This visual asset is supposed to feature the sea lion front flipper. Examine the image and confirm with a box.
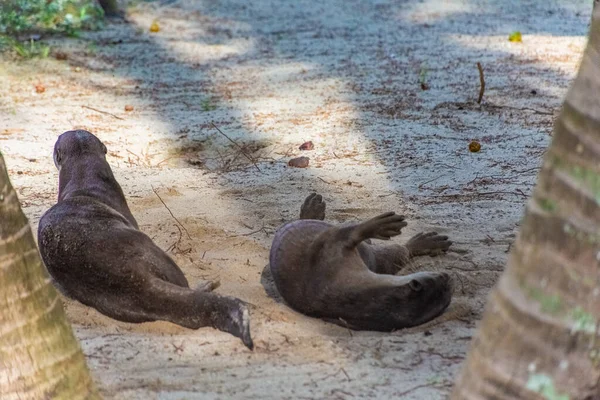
[340,212,407,249]
[405,232,452,257]
[145,278,253,350]
[195,279,220,292]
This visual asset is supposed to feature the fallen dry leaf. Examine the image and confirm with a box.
[288,156,310,168]
[508,31,522,42]
[35,84,45,94]
[55,51,68,60]
[150,21,160,33]
[299,141,314,150]
[124,105,134,112]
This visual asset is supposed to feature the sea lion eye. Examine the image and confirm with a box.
[101,144,107,154]
[409,279,423,292]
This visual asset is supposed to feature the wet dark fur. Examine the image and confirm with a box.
[268,193,453,331]
[38,130,253,349]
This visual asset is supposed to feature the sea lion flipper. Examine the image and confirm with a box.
[405,231,452,257]
[195,279,220,292]
[211,298,253,350]
[299,192,326,220]
[147,278,253,349]
[341,212,407,249]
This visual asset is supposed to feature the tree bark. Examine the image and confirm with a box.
[0,152,101,400]
[452,5,600,400]
[97,0,120,17]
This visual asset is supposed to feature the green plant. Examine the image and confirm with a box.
[0,0,104,36]
[200,98,217,111]
[3,37,51,58]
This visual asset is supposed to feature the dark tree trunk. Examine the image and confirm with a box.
[98,0,120,17]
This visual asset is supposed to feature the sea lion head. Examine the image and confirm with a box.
[397,271,453,327]
[53,130,107,171]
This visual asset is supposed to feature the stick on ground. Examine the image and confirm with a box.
[210,122,262,172]
[151,185,192,240]
[81,105,124,120]
[477,62,485,104]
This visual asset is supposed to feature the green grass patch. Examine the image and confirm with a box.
[200,98,218,111]
[0,0,106,58]
[1,0,104,35]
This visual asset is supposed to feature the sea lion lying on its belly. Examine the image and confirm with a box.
[38,130,253,349]
[268,193,453,331]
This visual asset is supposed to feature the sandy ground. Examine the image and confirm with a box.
[0,0,591,398]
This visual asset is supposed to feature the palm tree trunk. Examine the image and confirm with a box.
[451,5,600,400]
[97,0,120,17]
[0,152,100,400]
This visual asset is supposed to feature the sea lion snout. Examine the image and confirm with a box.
[403,271,452,326]
[435,271,455,296]
[406,271,449,289]
[418,271,452,299]
[53,130,107,169]
[435,271,451,286]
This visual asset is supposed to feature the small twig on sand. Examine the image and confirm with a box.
[418,175,444,189]
[430,190,527,199]
[341,367,351,381]
[151,185,192,240]
[126,149,142,165]
[210,122,262,172]
[331,389,355,397]
[166,224,183,253]
[476,62,485,104]
[214,148,230,171]
[513,167,539,174]
[155,157,173,167]
[452,271,466,294]
[396,383,437,397]
[240,226,270,237]
[81,105,124,120]
[485,103,554,115]
[515,188,527,197]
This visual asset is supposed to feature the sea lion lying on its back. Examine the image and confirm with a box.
[269,193,453,331]
[38,130,253,349]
